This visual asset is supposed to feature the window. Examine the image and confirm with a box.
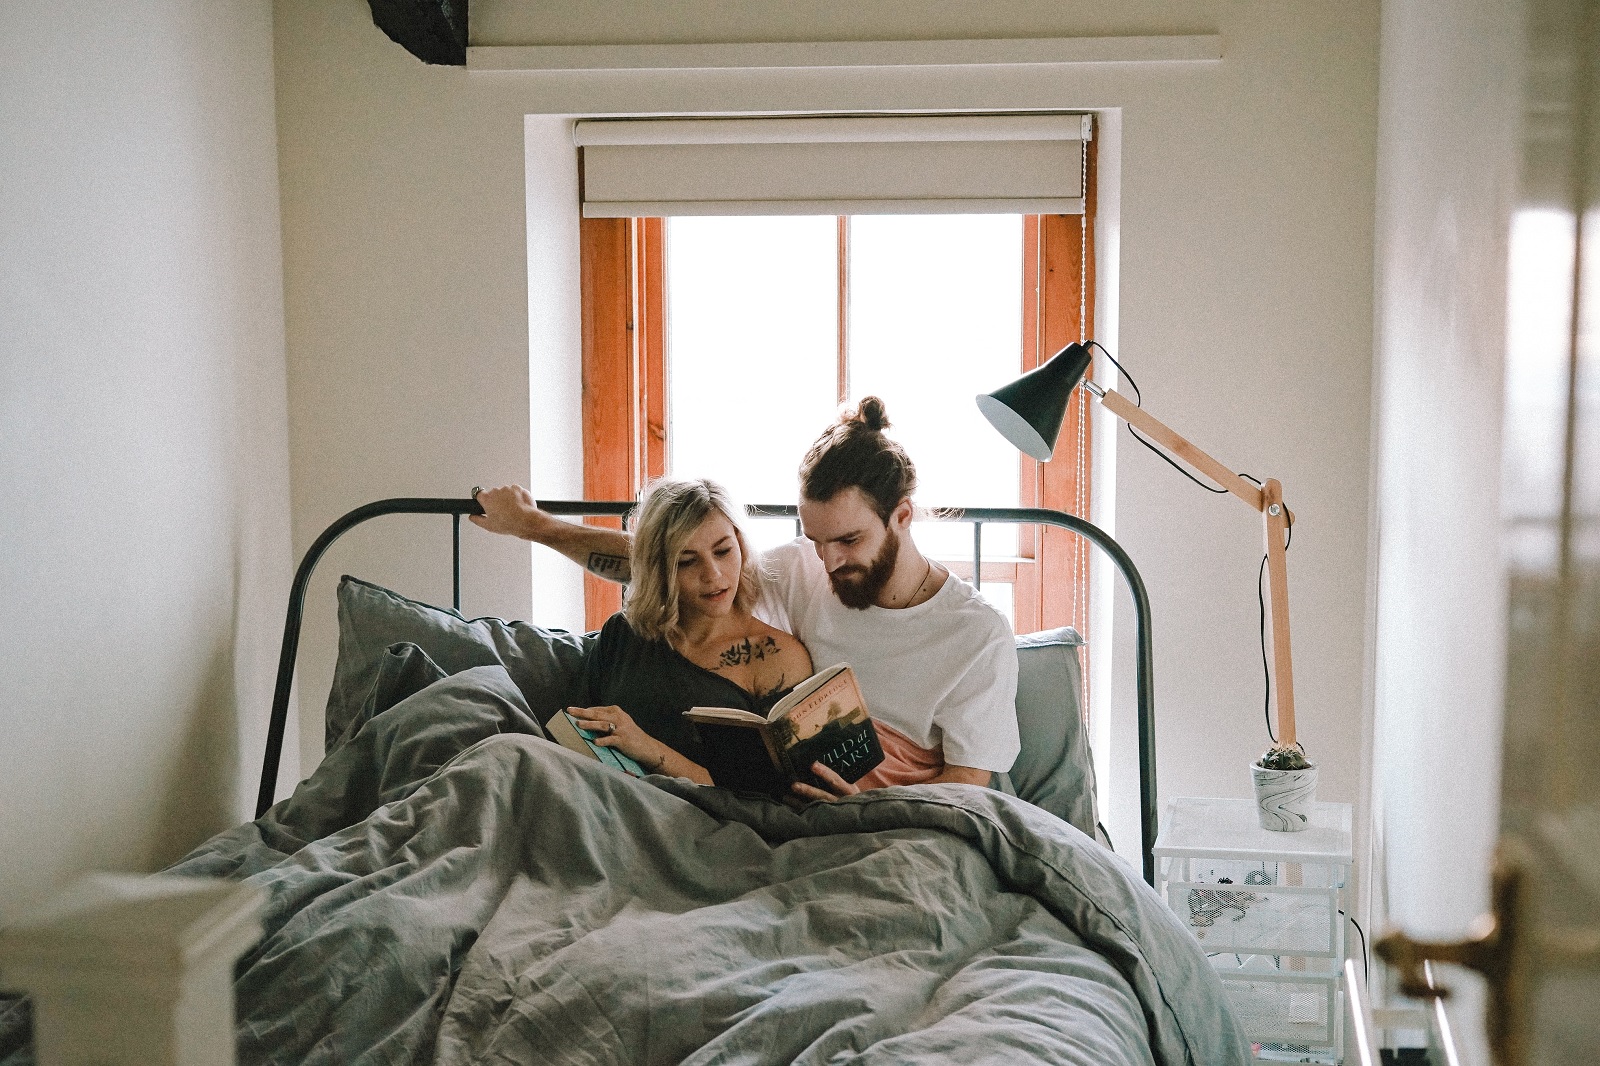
[577,122,1096,641]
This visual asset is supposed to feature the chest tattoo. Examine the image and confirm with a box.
[751,674,789,700]
[715,636,780,669]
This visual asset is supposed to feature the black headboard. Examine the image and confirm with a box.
[256,499,1160,884]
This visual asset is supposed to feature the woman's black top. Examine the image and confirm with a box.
[578,613,790,769]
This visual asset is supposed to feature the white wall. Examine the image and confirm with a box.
[1365,0,1521,1054]
[0,1,293,920]
[524,117,587,628]
[472,0,1219,48]
[274,3,584,777]
[1369,0,1518,935]
[273,0,1379,891]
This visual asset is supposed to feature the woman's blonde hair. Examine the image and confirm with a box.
[624,477,762,643]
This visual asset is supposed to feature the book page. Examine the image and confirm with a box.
[767,663,848,721]
[684,706,767,725]
[772,666,867,748]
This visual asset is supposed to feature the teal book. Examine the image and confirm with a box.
[546,710,649,776]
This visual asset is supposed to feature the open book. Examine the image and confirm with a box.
[545,710,648,777]
[684,663,885,796]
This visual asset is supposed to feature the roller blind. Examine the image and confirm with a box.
[575,114,1091,217]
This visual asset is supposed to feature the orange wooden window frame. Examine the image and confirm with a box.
[579,145,1096,641]
[579,216,665,630]
[1016,136,1097,640]
[1015,136,1097,705]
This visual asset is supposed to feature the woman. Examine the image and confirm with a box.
[560,478,814,787]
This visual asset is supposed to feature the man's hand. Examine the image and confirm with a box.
[790,762,862,803]
[468,484,634,582]
[469,485,552,541]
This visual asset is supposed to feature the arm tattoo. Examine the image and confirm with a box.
[716,636,779,669]
[586,553,629,580]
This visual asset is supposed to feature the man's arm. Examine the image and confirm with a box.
[469,485,634,583]
[790,760,991,803]
[924,764,992,787]
[928,616,1022,781]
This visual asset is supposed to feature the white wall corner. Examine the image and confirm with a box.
[524,115,587,630]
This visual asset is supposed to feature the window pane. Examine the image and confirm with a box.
[665,216,838,550]
[847,215,1023,558]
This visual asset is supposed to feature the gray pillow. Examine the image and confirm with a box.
[279,660,544,845]
[325,576,592,751]
[994,627,1102,841]
[324,579,1102,841]
[330,639,453,751]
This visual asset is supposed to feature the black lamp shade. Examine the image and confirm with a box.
[975,342,1093,461]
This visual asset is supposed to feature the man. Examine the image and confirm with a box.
[472,397,1020,798]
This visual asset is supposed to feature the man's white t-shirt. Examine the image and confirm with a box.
[754,539,1021,773]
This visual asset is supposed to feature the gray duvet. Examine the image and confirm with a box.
[1,664,1247,1065]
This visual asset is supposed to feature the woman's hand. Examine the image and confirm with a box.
[570,705,714,785]
[568,705,668,770]
[790,762,862,803]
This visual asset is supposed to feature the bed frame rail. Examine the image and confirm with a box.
[256,498,1160,885]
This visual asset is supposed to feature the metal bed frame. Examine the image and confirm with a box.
[255,498,1161,885]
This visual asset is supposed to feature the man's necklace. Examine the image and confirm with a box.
[898,557,936,607]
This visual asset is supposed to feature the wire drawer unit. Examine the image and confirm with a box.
[1155,797,1354,1064]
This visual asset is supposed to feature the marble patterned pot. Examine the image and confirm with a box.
[1251,761,1317,831]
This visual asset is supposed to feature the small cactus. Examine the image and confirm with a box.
[1257,745,1311,772]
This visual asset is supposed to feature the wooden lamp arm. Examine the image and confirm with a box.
[1095,387,1266,511]
[1261,479,1296,748]
[1090,384,1298,748]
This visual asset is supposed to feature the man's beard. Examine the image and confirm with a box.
[828,530,899,610]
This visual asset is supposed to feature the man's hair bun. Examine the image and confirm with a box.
[848,396,891,433]
[802,395,915,521]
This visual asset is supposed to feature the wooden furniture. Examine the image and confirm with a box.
[1155,796,1354,1062]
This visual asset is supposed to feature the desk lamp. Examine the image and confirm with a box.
[978,342,1316,830]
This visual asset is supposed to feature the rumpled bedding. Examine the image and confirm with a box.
[0,664,1247,1065]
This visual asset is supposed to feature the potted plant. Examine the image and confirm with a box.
[1251,744,1316,831]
